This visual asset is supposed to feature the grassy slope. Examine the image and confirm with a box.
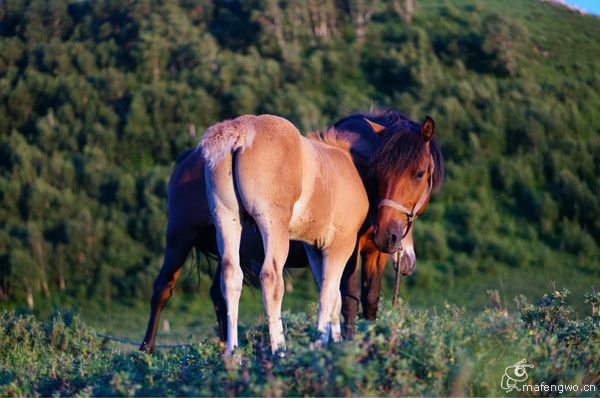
[394,0,600,312]
[3,268,321,347]
[0,0,598,346]
[1,288,598,397]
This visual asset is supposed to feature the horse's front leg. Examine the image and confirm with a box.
[340,239,361,338]
[318,238,356,344]
[361,241,388,320]
[140,242,188,353]
[209,264,227,342]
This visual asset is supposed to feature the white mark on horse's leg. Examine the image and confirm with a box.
[317,241,354,345]
[317,296,331,344]
[330,290,343,343]
[317,281,338,344]
[305,244,332,344]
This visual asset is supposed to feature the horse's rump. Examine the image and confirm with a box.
[201,115,257,169]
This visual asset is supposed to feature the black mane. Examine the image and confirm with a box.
[334,107,444,192]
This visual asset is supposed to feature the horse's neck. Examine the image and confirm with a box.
[342,134,378,182]
[336,131,383,221]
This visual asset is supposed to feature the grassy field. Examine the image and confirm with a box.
[1,268,323,348]
[3,263,597,350]
[1,287,599,396]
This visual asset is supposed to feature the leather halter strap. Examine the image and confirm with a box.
[377,158,434,239]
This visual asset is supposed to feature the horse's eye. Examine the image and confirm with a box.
[415,170,425,180]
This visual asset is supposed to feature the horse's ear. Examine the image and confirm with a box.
[421,115,435,142]
[363,117,386,134]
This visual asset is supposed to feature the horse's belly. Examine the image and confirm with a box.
[288,179,333,245]
[288,206,330,244]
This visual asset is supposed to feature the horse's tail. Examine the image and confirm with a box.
[192,243,218,285]
[200,116,256,169]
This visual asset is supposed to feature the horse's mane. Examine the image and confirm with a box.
[428,139,444,192]
[307,128,354,153]
[350,106,445,192]
[365,105,413,126]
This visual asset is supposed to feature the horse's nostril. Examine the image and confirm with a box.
[389,233,397,247]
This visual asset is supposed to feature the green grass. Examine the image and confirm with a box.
[1,268,322,348]
[1,287,598,397]
[396,260,600,315]
[4,262,597,353]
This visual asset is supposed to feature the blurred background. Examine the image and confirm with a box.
[0,0,598,344]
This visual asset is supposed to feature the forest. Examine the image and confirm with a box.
[0,0,598,311]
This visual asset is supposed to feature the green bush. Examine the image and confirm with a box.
[1,287,599,396]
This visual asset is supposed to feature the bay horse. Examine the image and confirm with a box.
[140,108,443,353]
[201,114,369,353]
[333,111,443,333]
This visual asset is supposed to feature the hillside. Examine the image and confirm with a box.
[0,0,598,312]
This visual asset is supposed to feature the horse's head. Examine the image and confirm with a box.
[369,116,437,255]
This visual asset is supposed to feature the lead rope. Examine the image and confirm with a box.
[392,251,401,307]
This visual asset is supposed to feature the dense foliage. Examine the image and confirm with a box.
[1,288,598,396]
[0,0,599,307]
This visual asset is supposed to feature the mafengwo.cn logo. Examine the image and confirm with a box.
[500,359,597,395]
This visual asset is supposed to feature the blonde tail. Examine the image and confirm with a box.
[200,116,256,169]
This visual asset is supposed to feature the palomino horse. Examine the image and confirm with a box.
[139,108,443,353]
[201,114,369,353]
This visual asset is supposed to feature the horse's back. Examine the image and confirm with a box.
[166,149,213,248]
[205,113,367,247]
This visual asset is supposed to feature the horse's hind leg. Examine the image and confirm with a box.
[257,220,289,353]
[206,161,244,355]
[215,216,243,355]
[140,242,189,353]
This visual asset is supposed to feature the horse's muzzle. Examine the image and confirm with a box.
[372,226,404,254]
[396,249,416,276]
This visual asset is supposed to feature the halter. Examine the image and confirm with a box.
[377,158,434,239]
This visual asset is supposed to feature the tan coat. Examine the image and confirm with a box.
[202,114,368,354]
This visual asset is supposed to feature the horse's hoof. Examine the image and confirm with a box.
[343,328,355,340]
[274,349,287,358]
[223,350,242,367]
[309,340,323,351]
